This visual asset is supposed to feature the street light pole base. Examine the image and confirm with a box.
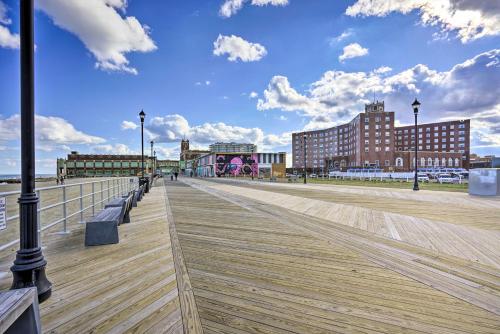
[11,248,52,303]
[413,184,420,191]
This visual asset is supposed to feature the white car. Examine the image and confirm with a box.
[437,173,455,184]
[417,173,430,183]
[309,173,317,178]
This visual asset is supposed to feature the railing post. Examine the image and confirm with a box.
[100,181,104,209]
[79,184,83,223]
[92,182,95,216]
[62,186,67,233]
[107,180,110,202]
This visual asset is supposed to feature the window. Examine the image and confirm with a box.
[426,145,430,150]
[458,124,465,129]
[428,158,433,166]
[442,158,446,166]
[385,146,390,151]
[385,116,390,122]
[365,148,369,152]
[435,158,440,166]
[455,158,460,167]
[421,157,425,167]
[385,160,390,166]
[395,157,403,167]
[442,126,447,130]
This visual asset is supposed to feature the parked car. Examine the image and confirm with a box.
[309,173,318,178]
[437,173,456,184]
[417,173,430,183]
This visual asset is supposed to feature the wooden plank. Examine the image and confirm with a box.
[163,180,204,334]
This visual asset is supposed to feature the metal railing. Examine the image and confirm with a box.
[0,177,139,252]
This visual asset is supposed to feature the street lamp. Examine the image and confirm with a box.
[10,0,52,303]
[251,147,255,181]
[150,140,154,176]
[303,134,307,184]
[412,98,421,191]
[139,110,146,179]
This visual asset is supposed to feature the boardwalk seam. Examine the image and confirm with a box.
[162,179,204,334]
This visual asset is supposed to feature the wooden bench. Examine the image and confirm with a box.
[84,207,122,246]
[105,192,134,224]
[0,287,41,334]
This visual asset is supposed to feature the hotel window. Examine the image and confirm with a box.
[418,140,422,144]
[442,144,447,149]
[426,133,430,138]
[385,146,390,151]
[385,139,390,144]
[385,116,390,121]
[450,143,455,148]
[375,160,380,166]
[365,148,369,152]
[442,126,447,130]
[434,126,439,131]
[426,145,431,150]
[385,124,390,129]
[459,137,465,142]
[441,132,446,136]
[418,134,422,138]
[426,128,430,132]
[459,130,465,135]
[364,140,369,145]
[450,131,455,136]
[375,117,381,122]
[434,139,439,143]
[375,147,381,152]
[419,146,423,150]
[459,124,465,129]
[450,125,455,129]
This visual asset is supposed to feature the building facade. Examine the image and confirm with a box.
[156,160,180,175]
[292,101,470,172]
[193,151,286,178]
[58,152,154,178]
[209,142,257,153]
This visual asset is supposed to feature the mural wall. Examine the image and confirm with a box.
[215,154,258,177]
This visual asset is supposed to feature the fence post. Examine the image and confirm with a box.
[101,181,104,209]
[79,183,84,223]
[92,182,95,216]
[62,185,67,233]
[107,179,110,202]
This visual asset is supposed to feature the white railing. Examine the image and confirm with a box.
[0,177,139,252]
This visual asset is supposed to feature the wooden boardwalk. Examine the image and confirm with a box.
[166,179,500,333]
[198,179,500,268]
[0,177,499,333]
[0,182,186,333]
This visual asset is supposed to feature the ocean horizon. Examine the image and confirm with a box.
[0,174,56,181]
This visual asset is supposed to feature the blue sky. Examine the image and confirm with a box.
[0,0,499,173]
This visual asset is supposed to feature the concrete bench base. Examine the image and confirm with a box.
[85,220,119,246]
[0,287,41,334]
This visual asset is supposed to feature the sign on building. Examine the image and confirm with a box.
[0,197,6,230]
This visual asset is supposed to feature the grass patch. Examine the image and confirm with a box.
[305,178,468,192]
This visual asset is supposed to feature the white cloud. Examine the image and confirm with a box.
[278,115,287,121]
[213,34,267,62]
[249,91,258,98]
[0,114,106,150]
[338,42,369,62]
[374,66,392,74]
[37,0,157,74]
[328,29,354,46]
[0,1,19,49]
[145,114,290,152]
[154,146,180,160]
[92,143,135,155]
[121,120,138,130]
[219,0,289,18]
[205,80,211,86]
[257,49,500,147]
[346,0,500,43]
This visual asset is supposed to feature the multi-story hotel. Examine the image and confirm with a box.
[292,101,470,172]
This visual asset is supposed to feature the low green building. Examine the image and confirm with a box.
[58,151,154,178]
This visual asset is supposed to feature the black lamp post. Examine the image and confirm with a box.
[303,134,307,184]
[10,0,52,303]
[412,98,421,191]
[139,110,146,178]
[251,147,255,181]
[150,140,154,176]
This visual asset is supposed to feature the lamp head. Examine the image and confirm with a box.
[412,98,421,115]
[139,110,146,122]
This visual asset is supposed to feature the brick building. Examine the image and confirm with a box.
[292,101,470,172]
